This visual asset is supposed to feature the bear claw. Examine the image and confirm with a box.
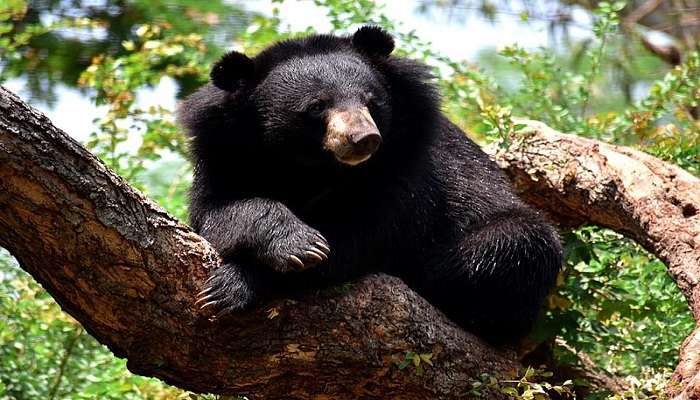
[304,250,324,262]
[198,299,219,310]
[194,264,258,317]
[288,254,305,269]
[281,234,331,271]
[314,241,331,253]
[308,247,328,259]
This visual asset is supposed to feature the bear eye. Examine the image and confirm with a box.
[366,91,385,107]
[306,101,327,116]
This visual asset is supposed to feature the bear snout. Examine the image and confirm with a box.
[349,130,382,156]
[324,106,382,166]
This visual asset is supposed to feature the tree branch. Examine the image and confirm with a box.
[487,120,700,399]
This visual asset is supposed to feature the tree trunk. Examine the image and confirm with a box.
[1,86,699,398]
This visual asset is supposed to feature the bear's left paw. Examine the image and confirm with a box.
[264,226,331,273]
[285,232,331,271]
[195,263,257,318]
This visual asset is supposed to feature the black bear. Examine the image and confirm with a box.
[178,26,562,344]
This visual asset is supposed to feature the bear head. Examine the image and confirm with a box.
[180,26,439,171]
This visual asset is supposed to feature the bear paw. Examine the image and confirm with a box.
[195,263,257,318]
[265,227,331,273]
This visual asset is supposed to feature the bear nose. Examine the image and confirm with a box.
[350,131,382,154]
[325,106,382,165]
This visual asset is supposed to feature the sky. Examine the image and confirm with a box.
[3,0,592,142]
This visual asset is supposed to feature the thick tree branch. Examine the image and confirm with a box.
[0,86,519,398]
[487,120,700,399]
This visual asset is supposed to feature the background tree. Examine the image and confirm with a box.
[0,0,249,103]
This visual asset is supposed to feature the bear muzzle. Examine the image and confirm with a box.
[324,106,382,166]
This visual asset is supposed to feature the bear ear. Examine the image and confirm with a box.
[352,25,394,58]
[210,51,255,92]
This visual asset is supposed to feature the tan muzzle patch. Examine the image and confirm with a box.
[324,106,382,166]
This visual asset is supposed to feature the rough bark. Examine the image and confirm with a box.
[487,120,700,399]
[0,86,520,398]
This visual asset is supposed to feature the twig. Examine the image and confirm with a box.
[48,329,83,400]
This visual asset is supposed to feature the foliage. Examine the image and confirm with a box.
[0,0,247,102]
[0,0,698,398]
[534,228,694,374]
[469,368,575,399]
[393,351,434,375]
[76,22,211,219]
[606,368,673,400]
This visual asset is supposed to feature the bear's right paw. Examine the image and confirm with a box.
[195,263,257,319]
[265,227,331,273]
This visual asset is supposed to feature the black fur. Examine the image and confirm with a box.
[178,27,562,344]
[210,51,254,91]
[352,25,395,57]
